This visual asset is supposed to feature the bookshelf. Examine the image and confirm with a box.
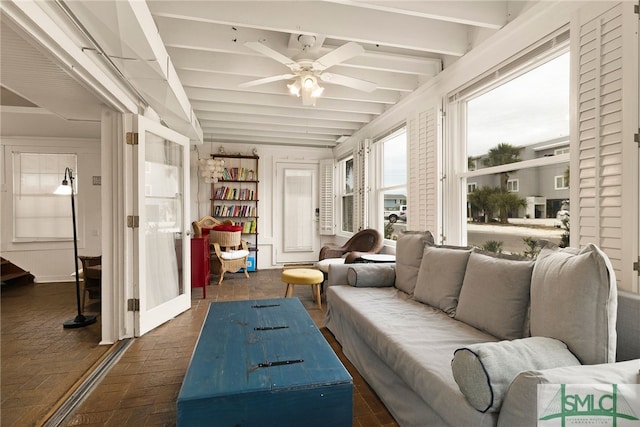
[210,154,258,271]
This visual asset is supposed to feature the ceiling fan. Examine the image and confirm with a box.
[239,35,377,106]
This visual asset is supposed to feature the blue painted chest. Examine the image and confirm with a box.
[177,298,353,426]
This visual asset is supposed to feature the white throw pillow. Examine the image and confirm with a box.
[220,249,249,260]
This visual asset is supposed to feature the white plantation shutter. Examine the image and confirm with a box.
[353,139,369,231]
[573,2,637,288]
[319,159,335,236]
[408,107,439,235]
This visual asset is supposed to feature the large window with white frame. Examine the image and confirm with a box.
[338,156,354,233]
[454,33,570,255]
[12,152,78,241]
[374,127,407,240]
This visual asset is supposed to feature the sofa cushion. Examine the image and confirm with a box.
[413,245,472,315]
[451,337,580,413]
[394,230,434,295]
[455,251,534,340]
[325,285,500,427]
[529,242,617,364]
[347,263,396,287]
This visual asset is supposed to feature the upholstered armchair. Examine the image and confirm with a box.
[319,228,384,264]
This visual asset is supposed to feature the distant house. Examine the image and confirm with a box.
[467,137,570,219]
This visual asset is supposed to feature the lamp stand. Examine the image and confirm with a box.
[61,169,96,329]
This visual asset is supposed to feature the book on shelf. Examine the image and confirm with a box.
[221,167,256,181]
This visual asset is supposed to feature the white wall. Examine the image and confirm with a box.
[1,137,102,282]
[189,142,333,269]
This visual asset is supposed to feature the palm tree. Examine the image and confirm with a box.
[482,143,522,222]
[483,143,522,191]
[491,190,527,224]
[468,186,499,223]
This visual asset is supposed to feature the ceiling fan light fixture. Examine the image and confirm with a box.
[311,84,324,98]
[287,80,301,96]
[303,76,315,89]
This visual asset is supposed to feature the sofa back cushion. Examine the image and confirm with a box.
[394,230,434,294]
[455,251,534,340]
[413,245,472,315]
[529,243,617,364]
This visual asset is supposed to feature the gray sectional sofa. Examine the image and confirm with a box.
[324,231,640,427]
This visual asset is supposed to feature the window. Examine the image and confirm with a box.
[455,38,569,254]
[13,152,78,241]
[374,127,407,239]
[555,175,569,190]
[339,157,354,233]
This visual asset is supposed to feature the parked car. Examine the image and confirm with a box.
[384,205,407,223]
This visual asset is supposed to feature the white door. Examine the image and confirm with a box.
[133,115,191,336]
[276,162,320,264]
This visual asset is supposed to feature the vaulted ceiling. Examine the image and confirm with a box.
[1,1,533,147]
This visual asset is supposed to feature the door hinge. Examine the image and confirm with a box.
[127,215,139,228]
[126,132,138,145]
[634,131,639,147]
[127,298,140,311]
[634,257,640,276]
[635,2,639,14]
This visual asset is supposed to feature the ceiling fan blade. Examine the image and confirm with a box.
[244,41,301,72]
[312,42,364,71]
[319,73,377,93]
[238,74,297,88]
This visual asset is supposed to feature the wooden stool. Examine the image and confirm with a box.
[282,268,324,309]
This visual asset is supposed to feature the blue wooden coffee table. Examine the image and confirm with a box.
[177,298,352,426]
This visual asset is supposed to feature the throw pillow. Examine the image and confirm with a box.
[394,230,434,295]
[451,337,580,413]
[529,242,617,364]
[455,251,534,340]
[347,263,396,287]
[413,245,472,315]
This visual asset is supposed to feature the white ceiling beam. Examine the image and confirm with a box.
[203,126,336,143]
[191,101,372,124]
[322,0,507,29]
[195,111,363,131]
[157,19,441,76]
[201,120,354,137]
[205,133,338,148]
[148,1,469,56]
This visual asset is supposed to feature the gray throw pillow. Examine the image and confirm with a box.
[529,242,617,364]
[455,251,534,340]
[394,230,434,295]
[413,245,472,315]
[347,263,396,287]
[451,337,580,413]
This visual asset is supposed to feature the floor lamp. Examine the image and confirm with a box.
[55,167,97,329]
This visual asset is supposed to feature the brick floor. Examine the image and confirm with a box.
[1,269,398,427]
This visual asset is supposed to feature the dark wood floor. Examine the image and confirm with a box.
[1,269,398,427]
